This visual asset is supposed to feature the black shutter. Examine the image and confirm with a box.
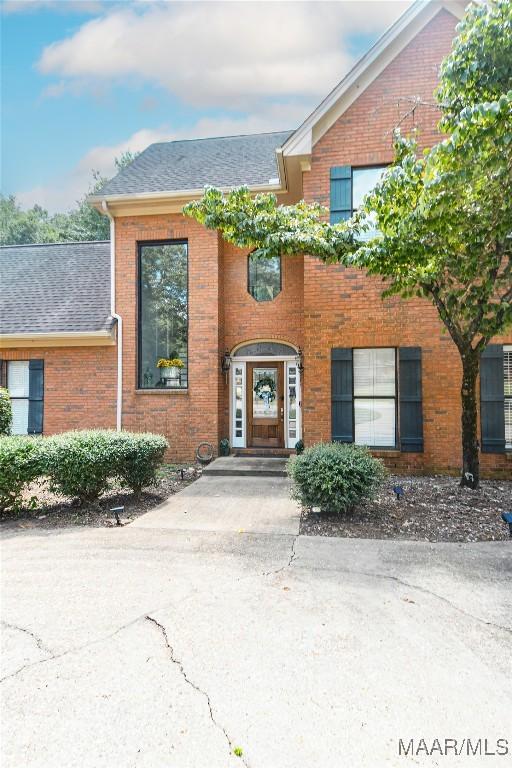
[480,345,505,453]
[399,347,423,452]
[330,166,352,224]
[331,348,353,442]
[0,360,6,389]
[28,359,44,435]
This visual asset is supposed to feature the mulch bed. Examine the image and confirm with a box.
[300,475,512,542]
[0,463,202,531]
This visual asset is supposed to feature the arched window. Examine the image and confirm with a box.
[233,341,296,357]
[248,252,281,302]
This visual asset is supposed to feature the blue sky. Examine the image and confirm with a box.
[1,0,411,212]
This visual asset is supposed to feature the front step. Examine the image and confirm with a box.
[232,447,294,458]
[202,456,290,477]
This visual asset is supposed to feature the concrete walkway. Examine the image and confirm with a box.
[1,526,510,768]
[131,473,300,535]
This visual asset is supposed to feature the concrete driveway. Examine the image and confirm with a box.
[1,476,511,768]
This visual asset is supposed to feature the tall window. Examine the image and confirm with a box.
[354,348,396,447]
[248,252,281,302]
[138,241,188,389]
[505,346,512,449]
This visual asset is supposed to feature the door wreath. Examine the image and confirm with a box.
[253,376,276,408]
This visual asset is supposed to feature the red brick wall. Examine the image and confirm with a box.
[2,346,117,433]
[220,241,304,438]
[114,213,223,461]
[302,9,512,477]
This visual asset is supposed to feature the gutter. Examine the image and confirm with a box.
[0,330,115,348]
[88,181,287,209]
[102,200,123,432]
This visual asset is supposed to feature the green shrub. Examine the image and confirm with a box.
[114,432,168,495]
[40,429,169,504]
[0,388,12,435]
[287,442,387,514]
[41,430,119,504]
[0,436,42,512]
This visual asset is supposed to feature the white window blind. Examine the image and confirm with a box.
[353,348,396,447]
[354,348,395,396]
[11,400,29,435]
[7,361,29,397]
[7,361,30,434]
[355,398,396,447]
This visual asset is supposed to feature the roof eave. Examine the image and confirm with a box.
[0,328,116,349]
[89,180,287,213]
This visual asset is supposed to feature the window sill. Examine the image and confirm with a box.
[135,388,189,395]
[371,448,401,457]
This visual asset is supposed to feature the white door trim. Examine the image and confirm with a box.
[230,361,246,448]
[229,356,302,449]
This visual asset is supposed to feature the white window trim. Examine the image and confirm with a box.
[229,355,301,449]
[7,360,30,435]
[353,347,397,449]
[285,361,302,449]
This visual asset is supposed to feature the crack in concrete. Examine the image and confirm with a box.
[146,615,249,767]
[0,614,146,684]
[261,536,510,636]
[263,533,299,576]
[296,560,511,636]
[1,620,53,658]
[0,591,199,684]
[355,569,512,636]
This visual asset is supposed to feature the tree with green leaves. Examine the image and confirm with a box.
[0,151,139,246]
[185,0,512,488]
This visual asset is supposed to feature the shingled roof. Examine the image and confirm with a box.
[96,130,293,197]
[0,241,113,335]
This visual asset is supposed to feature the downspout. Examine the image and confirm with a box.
[102,201,123,431]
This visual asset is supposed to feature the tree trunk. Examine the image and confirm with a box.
[460,349,480,489]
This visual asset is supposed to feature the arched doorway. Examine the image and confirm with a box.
[230,340,302,450]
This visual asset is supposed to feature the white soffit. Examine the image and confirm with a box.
[282,0,465,157]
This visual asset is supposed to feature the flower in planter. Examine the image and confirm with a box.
[156,358,185,369]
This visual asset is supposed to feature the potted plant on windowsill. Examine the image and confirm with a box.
[157,358,185,386]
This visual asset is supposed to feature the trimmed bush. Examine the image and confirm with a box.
[114,432,168,496]
[0,388,12,435]
[288,442,387,514]
[41,430,117,504]
[0,436,42,512]
[40,429,169,504]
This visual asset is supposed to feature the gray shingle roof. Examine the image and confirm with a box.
[0,241,113,335]
[97,130,293,197]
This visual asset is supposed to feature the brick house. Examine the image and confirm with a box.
[1,0,511,476]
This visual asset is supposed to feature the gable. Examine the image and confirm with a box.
[282,0,465,158]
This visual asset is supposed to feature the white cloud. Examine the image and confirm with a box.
[16,104,307,212]
[18,0,413,212]
[17,126,171,212]
[38,1,411,110]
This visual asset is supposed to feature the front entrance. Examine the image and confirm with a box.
[247,362,284,447]
[230,342,302,450]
